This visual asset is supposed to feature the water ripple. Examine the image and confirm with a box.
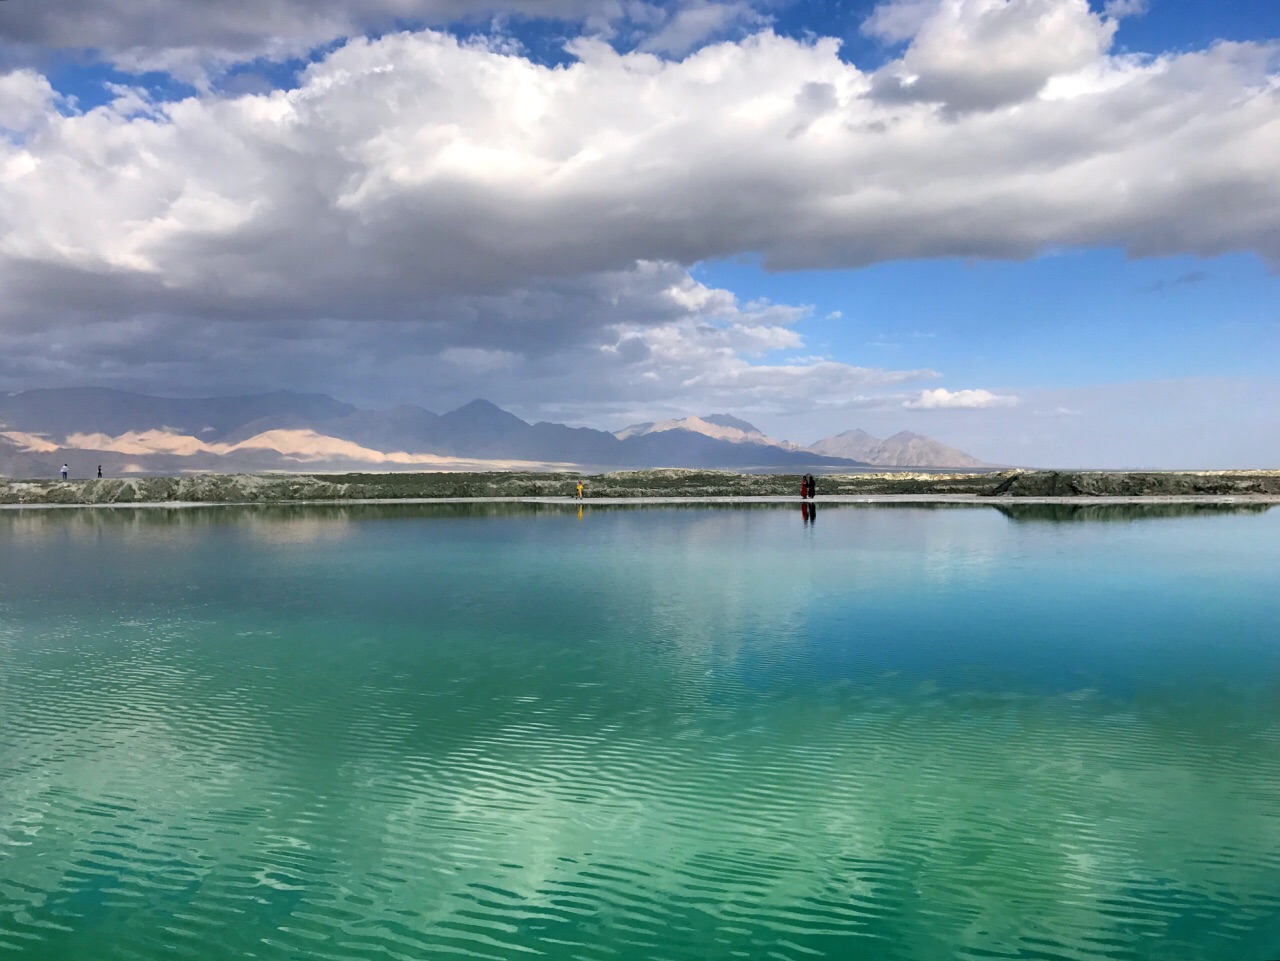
[3,506,1280,959]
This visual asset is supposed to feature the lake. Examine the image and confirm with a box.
[1,502,1278,960]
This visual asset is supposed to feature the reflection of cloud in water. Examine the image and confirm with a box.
[240,511,355,545]
[596,507,1007,641]
[0,504,364,551]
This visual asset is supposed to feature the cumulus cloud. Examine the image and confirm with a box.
[0,258,935,419]
[904,388,1019,409]
[639,1,763,55]
[1,26,1276,322]
[0,13,1277,419]
[0,70,55,133]
[864,0,1117,112]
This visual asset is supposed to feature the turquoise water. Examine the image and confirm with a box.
[1,503,1279,960]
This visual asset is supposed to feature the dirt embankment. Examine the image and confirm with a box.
[2,469,1279,506]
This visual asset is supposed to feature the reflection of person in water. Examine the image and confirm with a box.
[801,501,817,524]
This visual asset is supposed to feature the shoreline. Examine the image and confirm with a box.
[3,468,1280,509]
[4,494,1279,512]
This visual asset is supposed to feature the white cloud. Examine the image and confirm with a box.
[861,0,937,44]
[894,378,1280,469]
[0,70,55,133]
[570,270,939,417]
[1103,0,1148,18]
[904,388,1020,409]
[639,1,763,55]
[864,0,1117,111]
[0,15,1277,422]
[0,25,1275,326]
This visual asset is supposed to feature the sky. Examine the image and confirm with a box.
[0,0,1277,467]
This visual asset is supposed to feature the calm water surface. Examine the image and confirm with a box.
[1,503,1279,960]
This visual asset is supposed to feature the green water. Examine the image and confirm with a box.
[1,503,1278,960]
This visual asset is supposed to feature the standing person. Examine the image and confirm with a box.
[97,465,103,479]
[800,475,808,499]
[60,464,69,481]
[576,480,584,500]
[807,474,817,500]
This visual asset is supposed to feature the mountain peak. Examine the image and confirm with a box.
[809,427,987,468]
[0,390,994,476]
[440,399,529,432]
[831,428,880,443]
[614,415,782,447]
[450,398,506,414]
[702,413,760,433]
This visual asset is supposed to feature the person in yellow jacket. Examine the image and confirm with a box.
[576,480,584,500]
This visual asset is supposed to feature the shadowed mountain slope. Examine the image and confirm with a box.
[0,389,994,477]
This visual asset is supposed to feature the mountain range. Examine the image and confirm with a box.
[0,388,991,479]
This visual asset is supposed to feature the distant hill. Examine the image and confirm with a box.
[615,414,791,448]
[807,429,989,468]
[619,414,987,468]
[806,428,880,461]
[0,389,993,478]
[701,414,761,433]
[0,390,876,478]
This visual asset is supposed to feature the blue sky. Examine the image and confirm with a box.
[699,249,1278,386]
[0,0,1277,466]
